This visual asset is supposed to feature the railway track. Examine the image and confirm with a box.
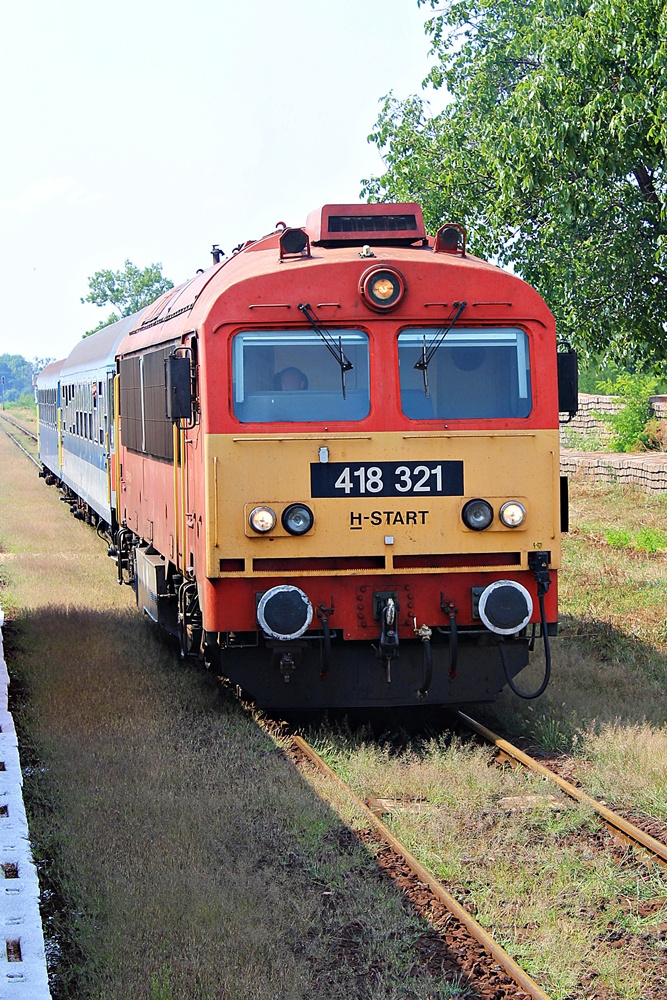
[285,730,555,1000]
[457,710,667,868]
[0,412,38,442]
[279,717,667,999]
[2,414,42,469]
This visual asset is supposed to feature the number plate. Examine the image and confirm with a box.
[310,461,464,498]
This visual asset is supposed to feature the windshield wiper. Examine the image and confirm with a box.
[298,302,353,399]
[414,300,467,397]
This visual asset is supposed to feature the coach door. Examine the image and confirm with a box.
[166,334,198,576]
[105,372,115,515]
[183,335,199,576]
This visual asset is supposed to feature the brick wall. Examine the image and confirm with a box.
[559,393,619,446]
[650,395,667,420]
[560,451,667,493]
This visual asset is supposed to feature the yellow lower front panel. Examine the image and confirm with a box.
[204,429,562,579]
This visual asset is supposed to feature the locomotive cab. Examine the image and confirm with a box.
[183,203,563,708]
[41,201,568,711]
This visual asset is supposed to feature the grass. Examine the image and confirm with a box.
[604,525,667,553]
[604,527,633,548]
[0,430,483,999]
[491,479,667,817]
[0,405,40,469]
[1,403,38,432]
[495,481,667,724]
[575,722,667,820]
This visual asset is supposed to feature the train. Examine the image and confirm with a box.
[37,202,578,709]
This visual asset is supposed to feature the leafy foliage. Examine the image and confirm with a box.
[81,260,173,337]
[363,0,667,365]
[597,370,660,450]
[578,354,667,394]
[0,354,54,403]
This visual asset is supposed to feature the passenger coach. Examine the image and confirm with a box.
[38,202,577,709]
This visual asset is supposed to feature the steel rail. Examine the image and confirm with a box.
[457,711,667,868]
[291,733,554,1000]
[0,413,38,442]
[2,428,41,469]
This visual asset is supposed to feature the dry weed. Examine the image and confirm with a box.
[576,722,667,819]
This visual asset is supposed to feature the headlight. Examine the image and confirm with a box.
[462,498,494,531]
[499,501,526,528]
[281,503,314,535]
[249,506,277,533]
[371,277,396,300]
[360,266,406,311]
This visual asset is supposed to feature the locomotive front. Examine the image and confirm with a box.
[194,204,567,709]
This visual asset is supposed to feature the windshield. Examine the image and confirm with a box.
[399,327,531,420]
[232,330,370,423]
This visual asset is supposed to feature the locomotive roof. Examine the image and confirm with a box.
[116,204,554,356]
[115,266,224,356]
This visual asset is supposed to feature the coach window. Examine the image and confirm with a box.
[398,327,531,420]
[232,330,370,422]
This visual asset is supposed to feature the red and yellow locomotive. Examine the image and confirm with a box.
[41,202,577,709]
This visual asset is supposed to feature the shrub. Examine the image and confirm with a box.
[7,391,36,409]
[596,372,660,452]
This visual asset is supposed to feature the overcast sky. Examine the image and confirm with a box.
[0,0,444,363]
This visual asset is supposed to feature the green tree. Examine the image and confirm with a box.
[0,354,35,403]
[0,355,53,404]
[81,260,174,337]
[363,0,667,365]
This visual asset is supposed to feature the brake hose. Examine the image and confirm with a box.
[498,592,551,699]
[319,615,331,680]
[417,634,433,697]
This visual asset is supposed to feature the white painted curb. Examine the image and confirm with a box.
[0,607,52,998]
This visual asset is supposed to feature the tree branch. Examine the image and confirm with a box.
[633,164,662,207]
